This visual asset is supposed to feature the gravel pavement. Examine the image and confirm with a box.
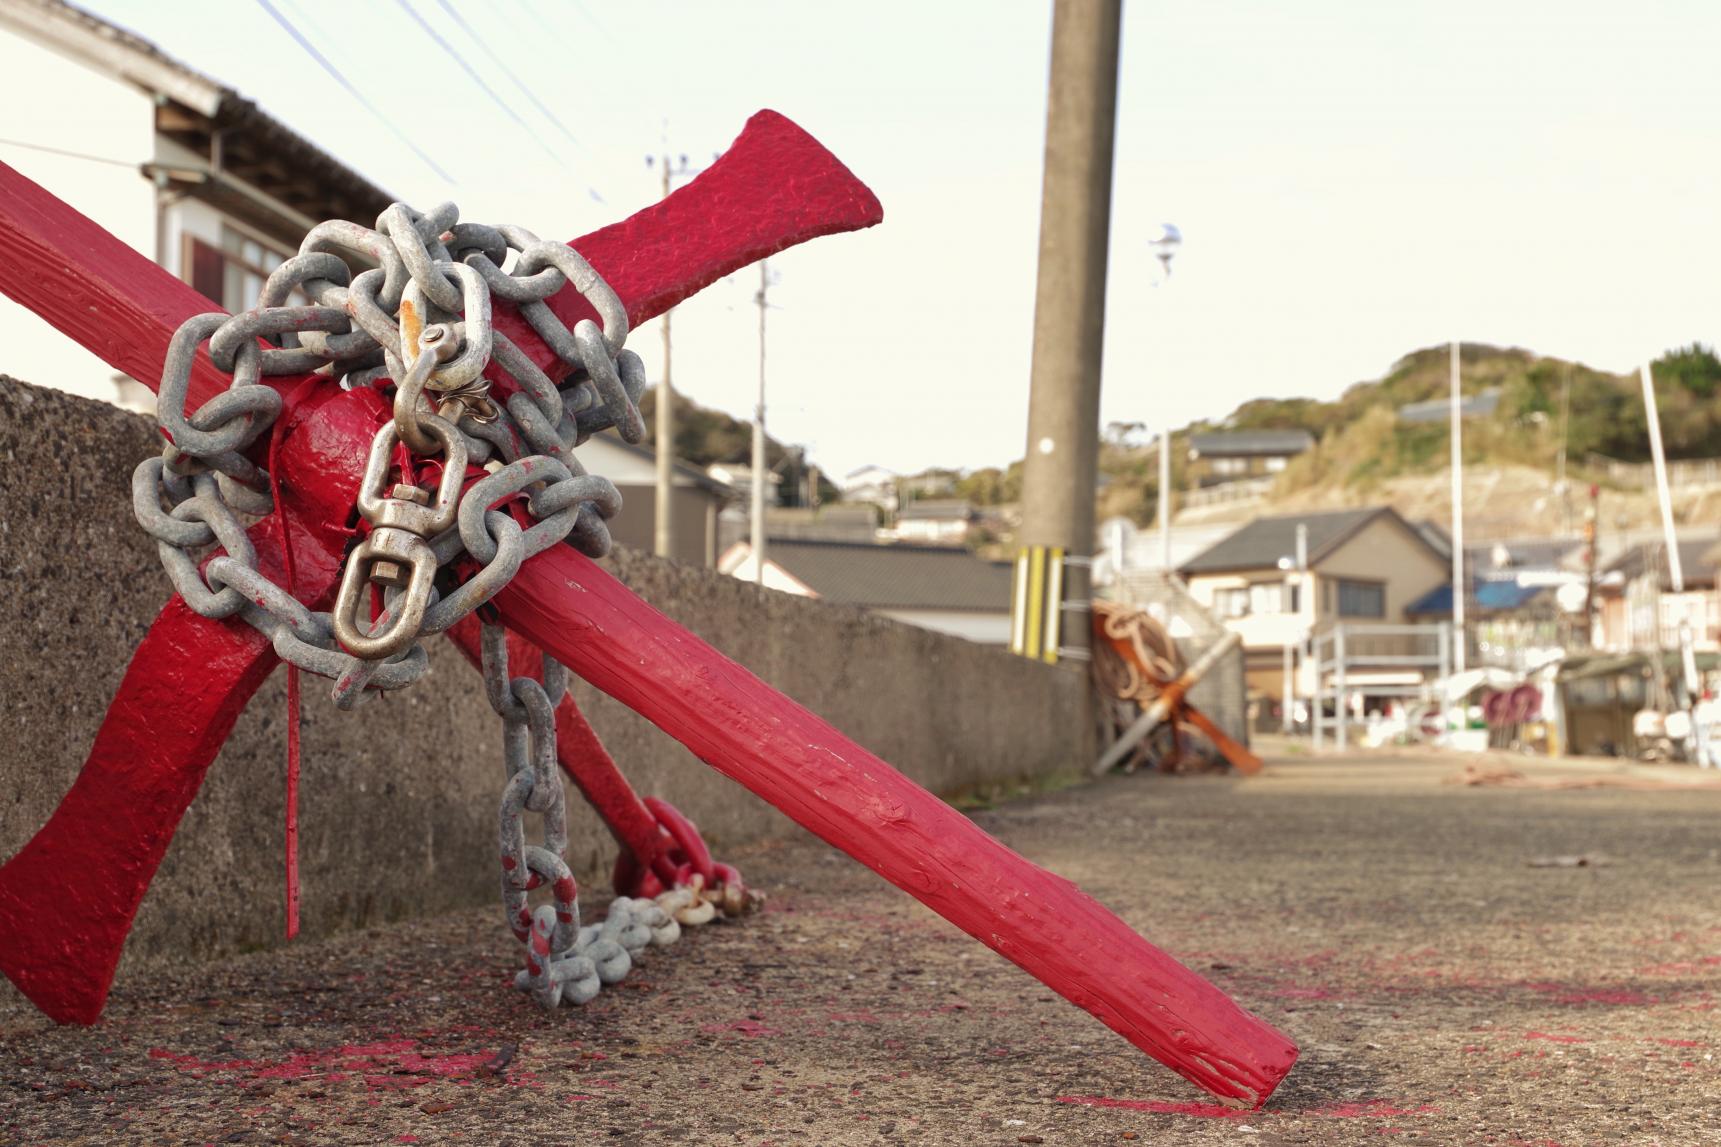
[3,747,1719,1145]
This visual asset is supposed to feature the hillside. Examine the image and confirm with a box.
[637,387,837,506]
[1238,342,1721,494]
[958,342,1721,539]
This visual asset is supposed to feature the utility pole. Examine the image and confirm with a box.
[1011,0,1123,664]
[1640,362,1710,766]
[1450,340,1466,673]
[1556,366,1573,536]
[751,260,769,585]
[1582,482,1598,648]
[1159,427,1172,571]
[646,148,702,559]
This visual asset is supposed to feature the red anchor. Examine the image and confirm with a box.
[0,110,1296,1107]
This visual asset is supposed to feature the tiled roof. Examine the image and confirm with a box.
[1603,538,1721,589]
[898,499,975,521]
[1398,388,1502,424]
[1180,507,1425,575]
[1188,429,1315,457]
[7,0,391,210]
[764,540,1012,612]
[1405,580,1551,616]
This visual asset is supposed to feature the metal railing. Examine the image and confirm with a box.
[1309,622,1453,751]
[1587,453,1721,490]
[1182,476,1276,509]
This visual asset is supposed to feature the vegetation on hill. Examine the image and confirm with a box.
[637,386,837,506]
[642,341,1721,531]
[1265,343,1721,498]
[941,342,1721,528]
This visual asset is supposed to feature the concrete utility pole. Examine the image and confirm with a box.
[647,149,700,559]
[1449,340,1467,673]
[655,156,676,558]
[751,260,769,585]
[1013,0,1123,662]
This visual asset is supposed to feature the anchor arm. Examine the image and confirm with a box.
[493,549,1299,1107]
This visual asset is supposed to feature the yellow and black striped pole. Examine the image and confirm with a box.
[1010,545,1069,663]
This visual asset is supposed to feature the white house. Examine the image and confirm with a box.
[0,0,392,409]
[839,463,899,516]
[895,499,976,545]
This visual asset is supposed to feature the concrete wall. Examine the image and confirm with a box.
[0,375,1091,980]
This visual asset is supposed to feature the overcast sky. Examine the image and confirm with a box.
[72,0,1721,478]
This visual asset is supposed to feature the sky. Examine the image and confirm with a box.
[54,0,1721,478]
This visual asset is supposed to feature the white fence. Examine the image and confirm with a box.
[1310,622,1453,750]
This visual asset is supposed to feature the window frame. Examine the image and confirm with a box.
[1335,577,1387,619]
[181,221,295,312]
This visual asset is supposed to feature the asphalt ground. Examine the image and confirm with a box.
[3,746,1719,1145]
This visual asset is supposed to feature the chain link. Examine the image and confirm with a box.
[481,621,716,1010]
[132,198,746,1012]
[133,198,644,705]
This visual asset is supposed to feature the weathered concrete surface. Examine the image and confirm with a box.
[2,747,1718,1144]
[0,375,1090,976]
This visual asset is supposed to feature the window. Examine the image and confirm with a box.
[1336,579,1386,618]
[1214,587,1251,618]
[1211,456,1248,476]
[1264,455,1289,473]
[186,225,293,312]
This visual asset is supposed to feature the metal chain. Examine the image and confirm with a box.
[481,621,735,1009]
[132,198,741,1012]
[133,199,646,707]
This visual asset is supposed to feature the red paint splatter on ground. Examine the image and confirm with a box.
[1055,1097,1436,1120]
[1057,1096,1248,1118]
[1523,1031,1587,1044]
[1637,956,1721,976]
[1652,1037,1703,1047]
[1521,982,1655,1006]
[147,1039,500,1090]
[699,1019,780,1038]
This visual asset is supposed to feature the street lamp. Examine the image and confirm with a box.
[1149,224,1182,572]
[1148,222,1183,279]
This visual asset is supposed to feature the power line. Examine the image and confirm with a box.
[0,137,136,168]
[253,0,457,185]
[394,0,557,167]
[432,0,588,160]
[520,0,616,47]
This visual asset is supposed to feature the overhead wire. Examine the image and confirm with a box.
[0,138,137,168]
[253,0,457,185]
[432,0,590,161]
[397,0,609,203]
[393,0,556,166]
